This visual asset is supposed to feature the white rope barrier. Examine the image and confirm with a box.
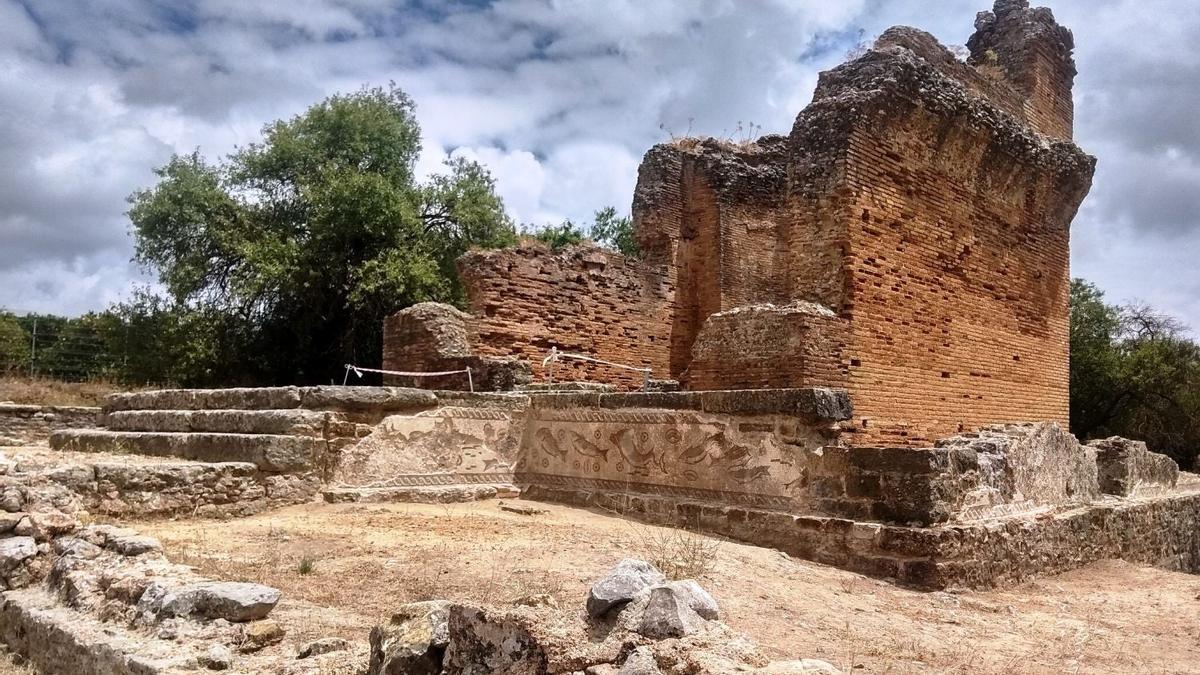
[343,363,473,392]
[541,347,652,390]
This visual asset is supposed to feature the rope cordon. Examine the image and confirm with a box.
[343,363,473,392]
[541,347,652,390]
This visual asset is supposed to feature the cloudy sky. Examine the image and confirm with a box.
[2,0,1198,330]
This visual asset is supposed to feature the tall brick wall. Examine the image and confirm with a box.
[456,244,674,387]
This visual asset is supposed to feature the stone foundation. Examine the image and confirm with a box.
[523,482,1200,590]
[0,404,99,444]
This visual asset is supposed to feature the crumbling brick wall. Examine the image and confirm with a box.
[456,244,674,387]
[629,0,1092,442]
[682,303,848,391]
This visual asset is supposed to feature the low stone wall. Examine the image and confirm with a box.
[0,404,99,444]
[524,482,1200,590]
[0,454,317,520]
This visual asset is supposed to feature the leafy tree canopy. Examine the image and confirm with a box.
[127,84,516,384]
[1069,279,1200,469]
[528,207,638,257]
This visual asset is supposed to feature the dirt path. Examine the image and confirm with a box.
[133,500,1200,674]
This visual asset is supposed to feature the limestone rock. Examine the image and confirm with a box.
[636,585,707,639]
[160,582,281,622]
[297,637,351,659]
[442,604,550,674]
[0,436,21,447]
[662,580,719,620]
[200,644,233,670]
[0,512,23,534]
[368,600,450,675]
[108,534,162,557]
[0,537,37,574]
[587,559,666,618]
[618,647,663,675]
[240,619,286,652]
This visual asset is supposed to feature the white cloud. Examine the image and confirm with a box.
[1,0,1199,336]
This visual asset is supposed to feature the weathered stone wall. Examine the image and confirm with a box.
[0,404,99,444]
[457,244,675,388]
[514,388,852,514]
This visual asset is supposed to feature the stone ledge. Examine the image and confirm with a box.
[526,388,852,420]
[49,430,320,474]
[323,484,519,504]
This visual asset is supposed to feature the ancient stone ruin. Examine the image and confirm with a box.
[0,2,1197,673]
[386,0,1094,448]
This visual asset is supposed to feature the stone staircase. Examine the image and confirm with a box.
[46,386,523,510]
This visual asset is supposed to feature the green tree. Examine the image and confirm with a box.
[128,84,516,384]
[1069,279,1200,469]
[0,313,30,374]
[590,206,639,257]
[528,207,639,256]
[530,221,588,250]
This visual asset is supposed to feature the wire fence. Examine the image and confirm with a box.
[0,318,126,382]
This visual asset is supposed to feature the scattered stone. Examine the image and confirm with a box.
[200,644,233,670]
[53,537,102,559]
[0,437,21,447]
[12,516,32,536]
[368,600,450,675]
[442,604,549,674]
[108,534,162,556]
[587,559,666,618]
[241,619,286,652]
[160,582,281,622]
[28,511,77,540]
[0,489,21,512]
[0,536,37,574]
[297,637,351,659]
[618,647,663,675]
[499,502,548,516]
[636,585,707,639]
[0,512,23,534]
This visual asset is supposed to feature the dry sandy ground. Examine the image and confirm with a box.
[126,500,1200,674]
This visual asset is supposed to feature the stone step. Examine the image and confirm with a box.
[49,429,321,474]
[102,385,438,414]
[103,409,327,436]
[322,484,519,504]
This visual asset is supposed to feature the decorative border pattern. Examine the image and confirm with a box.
[377,472,516,487]
[516,471,797,510]
[416,407,515,421]
[532,409,710,425]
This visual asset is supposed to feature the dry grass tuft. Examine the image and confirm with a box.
[631,525,721,581]
[0,376,137,407]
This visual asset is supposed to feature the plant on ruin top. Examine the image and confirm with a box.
[527,206,639,258]
[126,83,516,385]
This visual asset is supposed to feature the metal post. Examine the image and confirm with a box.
[466,367,474,393]
[29,318,36,378]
